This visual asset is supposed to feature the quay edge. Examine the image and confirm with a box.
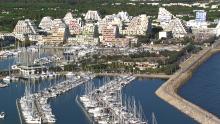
[95,73,171,79]
[156,47,220,124]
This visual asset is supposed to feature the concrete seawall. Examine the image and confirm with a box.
[156,47,220,124]
[95,73,171,79]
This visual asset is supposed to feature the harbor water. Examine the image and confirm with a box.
[180,53,220,118]
[0,77,196,123]
[0,57,198,124]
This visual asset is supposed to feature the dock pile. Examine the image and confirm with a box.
[18,72,95,124]
[79,75,147,124]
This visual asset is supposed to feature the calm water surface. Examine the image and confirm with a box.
[0,77,197,124]
[0,59,199,124]
[180,53,220,117]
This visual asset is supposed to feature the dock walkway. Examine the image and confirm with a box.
[96,73,171,79]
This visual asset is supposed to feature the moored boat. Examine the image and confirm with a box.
[0,112,5,119]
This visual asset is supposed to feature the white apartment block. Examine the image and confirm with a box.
[100,25,137,47]
[39,16,53,32]
[42,19,68,45]
[13,19,38,41]
[68,18,82,35]
[117,11,130,22]
[158,7,173,29]
[63,12,74,25]
[85,10,101,21]
[101,25,118,42]
[98,15,123,34]
[82,23,97,36]
[123,14,151,36]
[167,18,188,38]
[13,19,37,35]
[63,12,83,35]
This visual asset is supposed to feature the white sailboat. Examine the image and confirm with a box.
[19,50,42,124]
[3,64,11,83]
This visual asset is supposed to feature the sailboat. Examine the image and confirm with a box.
[19,50,42,124]
[3,64,11,83]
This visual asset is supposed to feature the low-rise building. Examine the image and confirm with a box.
[12,65,48,77]
[0,33,15,46]
[119,61,159,70]
[158,31,172,39]
[135,62,159,70]
[194,28,216,43]
[67,35,99,46]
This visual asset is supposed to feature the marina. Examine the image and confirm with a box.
[1,1,220,123]
[0,42,213,124]
[17,72,95,124]
[79,75,147,124]
[0,70,197,124]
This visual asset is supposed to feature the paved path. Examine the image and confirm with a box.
[95,73,171,79]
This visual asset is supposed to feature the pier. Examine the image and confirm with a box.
[17,72,95,124]
[80,75,147,124]
[156,40,220,124]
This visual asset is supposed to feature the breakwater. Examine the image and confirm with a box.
[96,73,171,79]
[156,45,220,124]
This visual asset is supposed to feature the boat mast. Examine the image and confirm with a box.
[152,112,158,124]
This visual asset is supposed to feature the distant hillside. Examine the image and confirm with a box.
[0,0,213,3]
[0,0,81,4]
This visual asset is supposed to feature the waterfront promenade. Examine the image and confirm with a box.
[156,41,220,124]
[96,73,171,79]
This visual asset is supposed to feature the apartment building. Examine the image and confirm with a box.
[122,14,151,36]
[41,19,68,45]
[39,16,53,32]
[13,19,38,41]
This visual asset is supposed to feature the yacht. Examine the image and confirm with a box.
[3,76,11,83]
[11,65,18,70]
[66,72,74,79]
[0,83,8,88]
[0,112,5,119]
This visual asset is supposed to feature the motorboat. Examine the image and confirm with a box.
[66,72,74,79]
[3,76,11,83]
[0,83,8,88]
[11,65,19,70]
[0,112,5,119]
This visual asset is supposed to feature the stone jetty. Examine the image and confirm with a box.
[156,42,220,124]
